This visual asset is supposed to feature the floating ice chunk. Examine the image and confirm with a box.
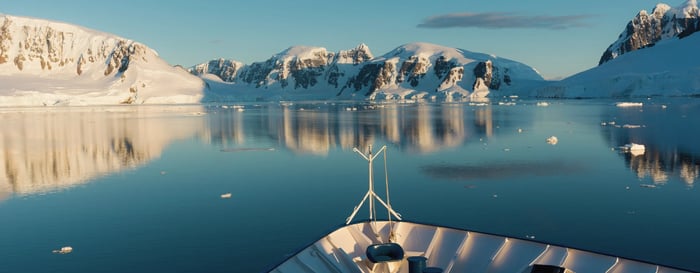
[220,193,232,199]
[639,184,656,188]
[53,246,73,254]
[661,105,667,109]
[622,143,645,156]
[616,102,643,107]
[498,102,516,106]
[536,101,549,107]
[622,124,642,128]
[623,143,645,151]
[221,105,229,109]
[546,136,558,145]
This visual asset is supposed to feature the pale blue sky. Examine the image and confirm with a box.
[2,0,675,79]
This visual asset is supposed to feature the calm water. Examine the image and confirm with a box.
[0,98,698,273]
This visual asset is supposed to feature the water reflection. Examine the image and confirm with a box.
[602,101,700,186]
[421,160,585,180]
[0,106,205,199]
[8,99,697,200]
[204,101,520,155]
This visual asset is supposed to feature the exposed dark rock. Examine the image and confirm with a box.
[238,59,276,87]
[434,56,457,80]
[190,59,242,82]
[473,61,499,90]
[344,63,384,93]
[0,18,12,64]
[397,56,428,87]
[679,19,700,38]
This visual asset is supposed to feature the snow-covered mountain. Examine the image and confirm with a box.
[0,14,205,106]
[525,1,700,99]
[192,42,544,102]
[531,30,700,98]
[599,0,700,64]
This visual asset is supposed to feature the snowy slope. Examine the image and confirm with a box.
[531,31,700,98]
[194,42,544,102]
[0,14,205,106]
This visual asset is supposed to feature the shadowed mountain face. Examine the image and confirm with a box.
[599,1,700,65]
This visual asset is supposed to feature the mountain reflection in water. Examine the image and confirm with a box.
[1,100,700,273]
[204,102,511,155]
[602,101,700,187]
[3,100,699,198]
[0,106,205,199]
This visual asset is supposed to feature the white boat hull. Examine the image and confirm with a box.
[267,221,692,273]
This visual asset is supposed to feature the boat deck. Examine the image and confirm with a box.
[267,221,692,273]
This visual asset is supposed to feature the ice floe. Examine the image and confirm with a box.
[616,102,643,107]
[621,143,645,156]
[52,246,73,254]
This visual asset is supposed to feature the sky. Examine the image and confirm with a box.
[1,0,679,79]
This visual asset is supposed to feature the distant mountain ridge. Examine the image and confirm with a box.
[0,14,204,106]
[190,42,544,101]
[2,0,700,105]
[599,0,700,65]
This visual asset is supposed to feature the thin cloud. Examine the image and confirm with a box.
[417,12,594,30]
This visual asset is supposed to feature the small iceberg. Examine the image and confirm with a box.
[616,102,643,107]
[546,136,558,145]
[622,124,642,129]
[52,246,73,254]
[536,102,549,107]
[621,143,645,156]
[220,193,232,199]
